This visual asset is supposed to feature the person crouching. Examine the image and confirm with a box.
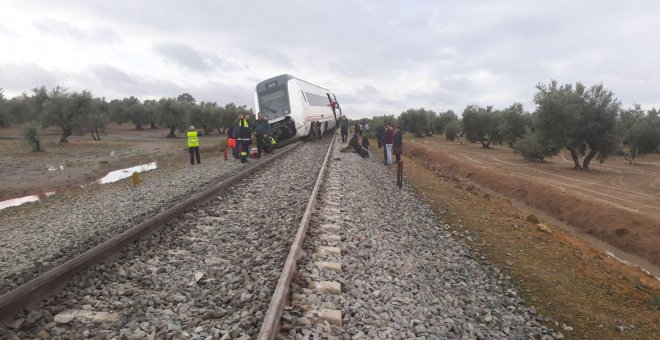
[254,112,271,157]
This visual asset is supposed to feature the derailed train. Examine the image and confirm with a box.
[254,74,342,143]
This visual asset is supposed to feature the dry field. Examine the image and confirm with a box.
[0,124,229,200]
[407,136,660,268]
[372,136,660,339]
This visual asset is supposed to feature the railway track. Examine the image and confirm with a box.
[0,135,335,339]
[2,132,556,339]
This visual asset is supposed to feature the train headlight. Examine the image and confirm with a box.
[284,109,290,114]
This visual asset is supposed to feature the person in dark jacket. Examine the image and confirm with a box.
[376,125,385,161]
[362,135,370,150]
[338,115,349,143]
[393,124,403,163]
[253,112,271,157]
[237,114,252,163]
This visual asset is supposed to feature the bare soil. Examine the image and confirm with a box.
[369,138,659,339]
[406,136,660,267]
[0,125,229,201]
[401,158,659,339]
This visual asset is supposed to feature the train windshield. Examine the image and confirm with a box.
[258,88,289,120]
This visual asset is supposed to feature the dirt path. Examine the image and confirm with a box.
[408,137,660,267]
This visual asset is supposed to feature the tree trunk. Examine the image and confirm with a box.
[135,123,144,130]
[150,121,158,129]
[582,149,597,169]
[60,127,72,144]
[217,127,222,135]
[203,125,209,135]
[566,147,581,169]
[94,127,102,141]
[166,126,177,138]
[480,139,490,148]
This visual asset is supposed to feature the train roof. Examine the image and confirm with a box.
[255,74,331,92]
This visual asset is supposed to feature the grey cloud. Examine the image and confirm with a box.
[152,43,241,73]
[88,64,183,98]
[4,0,660,117]
[191,81,254,107]
[91,64,137,86]
[0,63,57,92]
[152,43,212,72]
[33,17,118,43]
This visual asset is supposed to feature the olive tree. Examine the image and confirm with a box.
[444,119,462,143]
[23,121,42,151]
[625,109,660,160]
[399,108,434,137]
[498,103,532,148]
[462,105,502,148]
[40,86,93,143]
[433,110,458,135]
[155,98,189,138]
[533,80,621,169]
[83,97,109,141]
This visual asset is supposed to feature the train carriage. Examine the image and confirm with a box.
[254,74,341,143]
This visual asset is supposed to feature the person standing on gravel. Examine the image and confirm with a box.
[253,112,271,158]
[339,115,349,143]
[383,122,395,165]
[230,114,244,159]
[187,125,201,165]
[393,124,403,163]
[237,114,252,163]
[376,124,385,160]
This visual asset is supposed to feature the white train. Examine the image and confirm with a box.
[254,74,341,143]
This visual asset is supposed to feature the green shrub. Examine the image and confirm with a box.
[23,121,42,152]
[513,130,558,161]
[445,120,461,141]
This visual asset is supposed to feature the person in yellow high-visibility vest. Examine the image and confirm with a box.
[236,115,252,163]
[187,125,201,165]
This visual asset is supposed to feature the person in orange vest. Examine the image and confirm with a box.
[187,125,201,165]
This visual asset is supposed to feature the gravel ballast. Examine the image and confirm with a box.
[1,138,333,339]
[283,141,562,339]
[0,145,288,294]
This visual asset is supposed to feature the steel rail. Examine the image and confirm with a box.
[258,133,336,339]
[0,142,301,324]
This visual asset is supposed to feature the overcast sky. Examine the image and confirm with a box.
[1,1,659,118]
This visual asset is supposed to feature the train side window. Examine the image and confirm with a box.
[305,92,330,106]
[301,90,307,103]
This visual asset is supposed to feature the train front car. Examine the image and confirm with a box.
[254,74,340,144]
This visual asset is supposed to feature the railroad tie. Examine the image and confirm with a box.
[303,186,345,329]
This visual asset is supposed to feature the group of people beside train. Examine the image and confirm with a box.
[188,113,403,165]
[339,115,403,164]
[226,112,274,163]
[377,122,403,165]
[186,112,275,165]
